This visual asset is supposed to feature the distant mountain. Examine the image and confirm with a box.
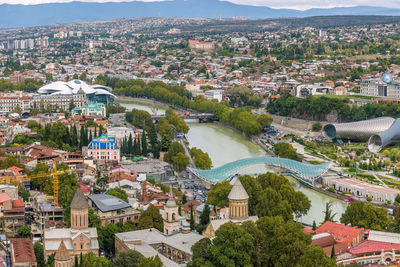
[0,0,400,28]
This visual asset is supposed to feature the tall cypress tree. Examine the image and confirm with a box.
[70,125,77,147]
[190,204,195,230]
[88,130,93,144]
[141,131,147,156]
[137,137,142,155]
[94,127,97,138]
[83,127,89,146]
[331,244,335,259]
[65,126,71,146]
[133,138,138,156]
[79,126,85,149]
[128,133,133,155]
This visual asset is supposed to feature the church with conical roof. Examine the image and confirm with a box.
[43,188,99,262]
[202,179,258,238]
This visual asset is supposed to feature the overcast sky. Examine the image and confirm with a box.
[0,0,398,10]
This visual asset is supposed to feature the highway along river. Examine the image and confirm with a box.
[117,97,347,225]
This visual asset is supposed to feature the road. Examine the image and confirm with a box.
[179,138,195,168]
[108,113,135,129]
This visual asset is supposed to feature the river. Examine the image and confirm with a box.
[116,97,347,225]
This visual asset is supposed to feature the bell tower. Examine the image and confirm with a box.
[228,179,249,221]
[163,185,180,235]
[70,188,89,230]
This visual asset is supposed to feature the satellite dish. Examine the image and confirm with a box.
[382,73,393,84]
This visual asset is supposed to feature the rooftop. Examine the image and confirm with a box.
[315,222,364,244]
[228,178,249,200]
[70,187,89,210]
[348,240,400,255]
[11,238,36,264]
[88,194,131,212]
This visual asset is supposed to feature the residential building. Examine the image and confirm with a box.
[72,102,106,117]
[10,238,37,267]
[188,40,215,51]
[31,194,64,234]
[339,230,400,265]
[315,221,364,247]
[86,134,120,162]
[325,177,400,203]
[87,194,140,226]
[361,78,400,98]
[3,199,25,235]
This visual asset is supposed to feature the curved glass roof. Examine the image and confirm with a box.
[189,157,331,185]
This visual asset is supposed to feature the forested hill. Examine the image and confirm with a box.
[178,16,400,34]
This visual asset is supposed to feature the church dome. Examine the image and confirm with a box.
[228,179,249,200]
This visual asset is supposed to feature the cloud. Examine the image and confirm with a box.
[0,0,398,10]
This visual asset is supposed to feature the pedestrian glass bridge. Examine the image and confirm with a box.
[189,157,331,185]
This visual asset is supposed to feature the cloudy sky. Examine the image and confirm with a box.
[0,0,398,10]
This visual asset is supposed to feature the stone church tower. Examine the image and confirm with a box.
[70,188,89,229]
[228,179,249,221]
[54,241,72,267]
[163,185,179,235]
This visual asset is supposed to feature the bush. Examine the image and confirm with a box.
[366,196,372,202]
[312,122,322,132]
[328,187,335,193]
[322,185,326,189]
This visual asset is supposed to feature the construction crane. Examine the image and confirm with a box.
[0,161,74,207]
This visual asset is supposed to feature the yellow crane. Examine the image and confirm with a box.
[0,161,74,207]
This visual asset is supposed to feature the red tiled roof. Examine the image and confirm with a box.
[0,193,11,204]
[348,240,400,255]
[11,238,36,264]
[303,228,315,234]
[12,200,24,208]
[8,166,23,172]
[315,221,364,244]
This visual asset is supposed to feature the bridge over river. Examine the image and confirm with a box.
[189,156,331,186]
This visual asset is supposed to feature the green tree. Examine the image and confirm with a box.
[207,181,232,208]
[81,252,112,267]
[322,202,337,223]
[239,175,262,216]
[273,142,298,160]
[17,225,31,237]
[107,188,128,202]
[300,245,336,267]
[256,113,273,128]
[163,141,185,163]
[190,204,195,231]
[190,147,212,170]
[138,204,163,231]
[312,122,323,131]
[138,255,163,267]
[141,131,148,156]
[172,152,189,172]
[331,243,336,259]
[98,223,120,253]
[114,250,143,267]
[341,201,392,231]
[34,242,45,267]
[209,222,254,266]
